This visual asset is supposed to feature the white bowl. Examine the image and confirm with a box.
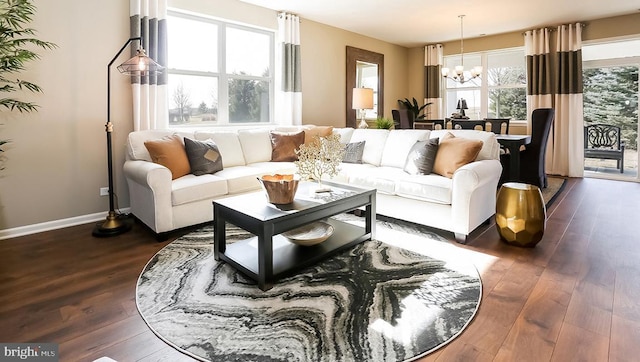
[282,221,334,246]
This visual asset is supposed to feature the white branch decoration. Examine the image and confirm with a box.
[294,133,345,185]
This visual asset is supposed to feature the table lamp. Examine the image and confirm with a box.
[456,98,468,118]
[352,88,374,128]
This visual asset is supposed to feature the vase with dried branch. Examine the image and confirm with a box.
[294,133,345,192]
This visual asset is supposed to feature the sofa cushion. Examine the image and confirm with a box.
[144,134,191,180]
[349,129,390,166]
[304,126,333,145]
[404,138,439,175]
[333,127,355,144]
[128,130,193,162]
[194,131,246,167]
[347,166,406,194]
[395,174,453,204]
[171,174,228,206]
[433,132,483,178]
[270,131,305,162]
[430,129,499,161]
[246,161,297,175]
[342,141,365,164]
[238,129,272,164]
[380,129,431,168]
[184,138,223,176]
[214,166,264,194]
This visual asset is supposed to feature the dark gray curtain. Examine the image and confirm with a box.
[129,0,168,130]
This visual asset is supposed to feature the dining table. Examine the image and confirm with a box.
[496,134,531,182]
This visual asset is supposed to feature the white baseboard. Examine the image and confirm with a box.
[0,208,131,241]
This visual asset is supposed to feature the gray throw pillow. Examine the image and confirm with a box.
[343,141,366,164]
[404,138,439,175]
[184,138,223,176]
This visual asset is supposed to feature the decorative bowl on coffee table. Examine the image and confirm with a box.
[282,221,334,246]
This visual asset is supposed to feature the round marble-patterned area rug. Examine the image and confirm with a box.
[136,215,482,362]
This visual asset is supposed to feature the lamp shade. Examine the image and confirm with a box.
[456,98,468,110]
[116,48,164,75]
[352,88,374,110]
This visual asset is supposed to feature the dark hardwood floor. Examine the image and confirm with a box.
[1,177,639,361]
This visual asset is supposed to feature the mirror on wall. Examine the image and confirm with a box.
[346,46,384,128]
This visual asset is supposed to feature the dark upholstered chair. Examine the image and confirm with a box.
[451,119,486,130]
[484,118,511,134]
[500,108,555,188]
[392,109,414,129]
[391,109,401,129]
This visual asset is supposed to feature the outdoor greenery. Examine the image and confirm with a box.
[487,67,527,120]
[0,0,57,162]
[228,74,268,123]
[584,66,639,149]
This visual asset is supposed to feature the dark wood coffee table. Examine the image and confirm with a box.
[213,181,376,291]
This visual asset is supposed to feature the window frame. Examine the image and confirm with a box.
[443,47,526,121]
[167,9,275,128]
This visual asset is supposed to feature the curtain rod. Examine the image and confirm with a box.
[523,22,587,35]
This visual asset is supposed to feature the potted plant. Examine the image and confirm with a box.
[374,117,394,129]
[0,0,57,164]
[398,97,432,121]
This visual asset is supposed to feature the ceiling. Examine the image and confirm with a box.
[240,0,639,47]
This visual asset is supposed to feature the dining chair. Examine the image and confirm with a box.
[451,119,486,131]
[484,118,511,134]
[391,109,401,129]
[396,109,414,129]
[500,109,555,188]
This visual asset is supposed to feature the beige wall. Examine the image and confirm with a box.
[0,0,132,231]
[300,19,408,126]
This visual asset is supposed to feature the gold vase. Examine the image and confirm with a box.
[495,182,546,247]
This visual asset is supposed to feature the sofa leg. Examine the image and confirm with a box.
[454,233,468,244]
[155,232,169,243]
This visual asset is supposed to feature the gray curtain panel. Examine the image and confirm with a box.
[129,0,169,130]
[424,44,444,119]
[277,12,302,125]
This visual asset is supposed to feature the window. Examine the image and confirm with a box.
[444,48,526,120]
[167,11,274,126]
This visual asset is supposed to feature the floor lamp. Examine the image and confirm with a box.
[93,37,163,237]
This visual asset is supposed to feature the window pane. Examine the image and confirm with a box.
[443,54,482,88]
[446,89,480,118]
[228,78,270,123]
[168,74,218,125]
[226,27,270,77]
[487,51,525,86]
[488,88,527,119]
[168,16,218,72]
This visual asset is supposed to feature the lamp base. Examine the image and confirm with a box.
[358,118,369,129]
[92,211,132,237]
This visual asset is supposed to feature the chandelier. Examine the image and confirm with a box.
[441,15,482,84]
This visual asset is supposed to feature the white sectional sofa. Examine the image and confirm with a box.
[124,127,502,242]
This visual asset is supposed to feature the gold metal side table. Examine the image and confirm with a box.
[495,182,546,247]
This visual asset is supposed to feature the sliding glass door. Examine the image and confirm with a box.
[583,40,640,181]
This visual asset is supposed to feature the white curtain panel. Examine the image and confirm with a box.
[524,28,553,133]
[129,0,168,131]
[550,23,584,177]
[276,12,302,126]
[424,44,444,119]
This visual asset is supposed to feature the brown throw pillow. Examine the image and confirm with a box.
[270,131,305,162]
[404,138,439,175]
[433,132,483,178]
[303,126,334,145]
[144,134,191,180]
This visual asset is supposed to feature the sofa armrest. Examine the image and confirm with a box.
[450,159,502,234]
[123,160,174,233]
